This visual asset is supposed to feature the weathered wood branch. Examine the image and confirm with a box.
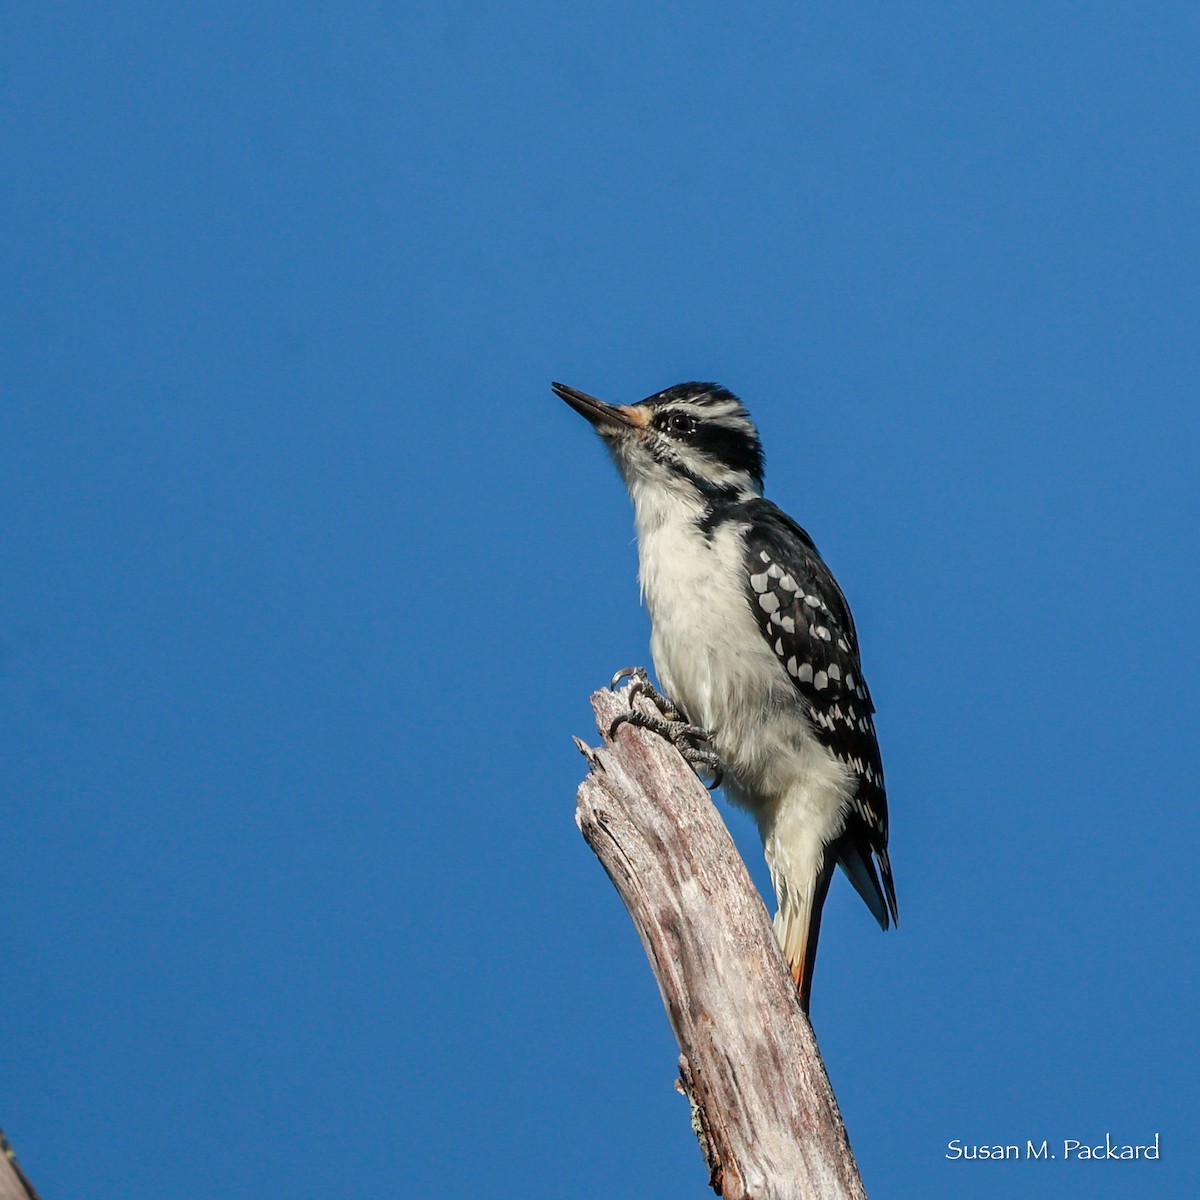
[574,686,867,1200]
[0,1131,41,1200]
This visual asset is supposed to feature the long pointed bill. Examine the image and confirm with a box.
[552,382,648,433]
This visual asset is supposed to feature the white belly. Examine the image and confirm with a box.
[633,497,853,850]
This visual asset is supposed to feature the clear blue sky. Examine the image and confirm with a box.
[3,4,1197,1197]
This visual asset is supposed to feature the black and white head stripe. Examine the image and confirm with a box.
[741,498,899,928]
[635,383,765,500]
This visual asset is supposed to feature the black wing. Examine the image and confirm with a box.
[741,498,898,928]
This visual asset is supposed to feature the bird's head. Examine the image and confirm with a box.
[553,381,764,505]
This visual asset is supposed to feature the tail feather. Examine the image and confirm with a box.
[838,844,891,930]
[773,864,835,1013]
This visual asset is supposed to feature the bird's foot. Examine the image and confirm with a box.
[609,665,684,722]
[608,670,723,790]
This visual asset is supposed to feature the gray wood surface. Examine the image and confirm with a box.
[0,1131,41,1200]
[575,685,868,1200]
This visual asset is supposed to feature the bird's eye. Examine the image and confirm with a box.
[665,412,698,436]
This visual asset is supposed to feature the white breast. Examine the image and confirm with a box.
[628,481,854,844]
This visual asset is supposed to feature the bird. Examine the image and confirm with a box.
[554,379,896,1012]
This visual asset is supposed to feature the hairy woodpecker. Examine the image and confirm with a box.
[555,380,897,1011]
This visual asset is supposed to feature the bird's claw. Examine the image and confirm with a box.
[609,666,683,721]
[609,665,643,692]
[608,706,724,791]
[685,741,724,791]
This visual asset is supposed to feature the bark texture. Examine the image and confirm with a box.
[575,685,867,1200]
[0,1131,41,1200]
